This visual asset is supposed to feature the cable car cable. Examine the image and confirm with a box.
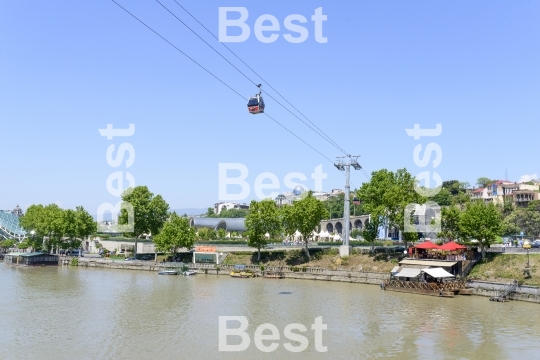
[111,0,335,165]
[159,0,349,156]
[110,0,245,99]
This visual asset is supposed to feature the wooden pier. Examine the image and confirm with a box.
[382,279,470,298]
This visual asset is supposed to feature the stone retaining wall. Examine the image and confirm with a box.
[467,280,540,304]
[73,258,390,285]
[71,258,540,304]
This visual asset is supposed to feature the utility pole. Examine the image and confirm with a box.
[334,155,362,257]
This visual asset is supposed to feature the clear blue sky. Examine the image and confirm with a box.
[1,0,539,214]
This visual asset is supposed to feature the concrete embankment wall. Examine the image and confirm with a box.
[467,280,540,304]
[71,258,540,304]
[73,258,389,285]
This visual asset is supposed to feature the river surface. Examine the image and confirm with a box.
[1,264,539,359]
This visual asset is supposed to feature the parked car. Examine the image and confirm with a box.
[531,240,540,248]
[523,240,531,249]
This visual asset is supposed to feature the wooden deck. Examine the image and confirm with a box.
[382,279,470,298]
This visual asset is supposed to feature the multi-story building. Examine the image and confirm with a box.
[470,180,539,206]
[213,202,249,215]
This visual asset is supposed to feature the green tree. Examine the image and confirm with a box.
[521,209,540,238]
[0,239,15,250]
[282,191,328,259]
[245,199,281,261]
[196,227,211,241]
[476,177,493,188]
[324,192,367,219]
[206,207,216,217]
[118,186,169,258]
[219,208,249,218]
[501,211,521,237]
[429,188,453,207]
[460,201,502,258]
[60,206,96,252]
[153,212,196,255]
[75,206,97,243]
[19,204,46,251]
[357,168,425,248]
[438,205,462,242]
[281,204,296,242]
[362,217,380,252]
[61,209,79,251]
[217,228,227,239]
[350,229,361,239]
[443,180,469,196]
[17,239,30,250]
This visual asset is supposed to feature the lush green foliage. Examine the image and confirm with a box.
[476,177,494,188]
[502,201,540,238]
[153,212,196,254]
[362,217,380,250]
[460,201,502,257]
[357,168,425,246]
[19,204,96,251]
[217,228,227,239]
[325,192,367,219]
[281,191,328,259]
[0,239,16,250]
[196,227,217,241]
[245,199,281,261]
[118,186,169,238]
[438,205,462,241]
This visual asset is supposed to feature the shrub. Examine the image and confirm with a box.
[70,258,79,266]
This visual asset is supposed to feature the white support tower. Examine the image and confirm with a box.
[334,155,362,257]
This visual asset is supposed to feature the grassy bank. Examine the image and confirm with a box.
[223,248,401,273]
[468,253,540,286]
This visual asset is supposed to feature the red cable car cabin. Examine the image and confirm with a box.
[247,94,265,114]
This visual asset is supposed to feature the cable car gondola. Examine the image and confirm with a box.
[247,84,265,114]
[353,197,361,206]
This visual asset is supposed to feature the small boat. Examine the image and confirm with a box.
[231,270,255,278]
[263,272,284,279]
[183,270,197,276]
[159,270,180,275]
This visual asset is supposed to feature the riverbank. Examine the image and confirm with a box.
[468,253,540,286]
[74,257,390,285]
[223,248,400,273]
[67,256,540,304]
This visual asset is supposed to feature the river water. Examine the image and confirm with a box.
[1,264,539,360]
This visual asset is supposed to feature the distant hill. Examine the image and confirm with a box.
[170,208,207,216]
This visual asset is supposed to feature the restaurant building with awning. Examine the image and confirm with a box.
[397,258,460,276]
[394,267,456,281]
[408,241,473,263]
[192,246,225,265]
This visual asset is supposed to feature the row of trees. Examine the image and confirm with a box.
[245,191,328,261]
[356,168,425,246]
[439,201,502,257]
[353,169,519,257]
[19,204,96,252]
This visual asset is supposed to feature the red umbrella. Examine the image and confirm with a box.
[414,241,441,249]
[438,241,467,251]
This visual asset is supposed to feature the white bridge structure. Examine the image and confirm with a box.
[0,206,26,241]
